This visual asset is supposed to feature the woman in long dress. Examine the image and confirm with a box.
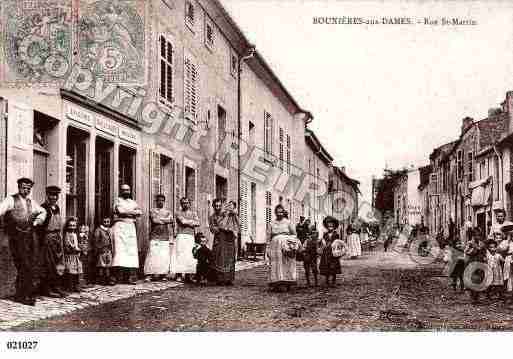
[346,224,362,259]
[266,204,300,292]
[144,194,173,282]
[209,199,239,285]
[172,197,200,283]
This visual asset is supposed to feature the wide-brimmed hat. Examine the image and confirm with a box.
[322,216,339,229]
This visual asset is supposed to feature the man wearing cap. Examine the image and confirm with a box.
[0,178,46,306]
[111,184,142,284]
[38,186,67,298]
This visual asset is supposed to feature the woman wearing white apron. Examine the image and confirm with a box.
[172,197,200,283]
[111,184,142,284]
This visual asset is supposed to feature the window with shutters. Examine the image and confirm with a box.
[279,127,284,171]
[457,150,463,181]
[204,17,215,50]
[185,1,195,31]
[184,54,199,124]
[286,134,291,174]
[159,35,174,106]
[217,105,226,150]
[264,111,273,157]
[240,180,248,234]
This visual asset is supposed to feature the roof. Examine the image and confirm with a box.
[333,166,361,194]
[305,128,334,165]
[429,141,457,161]
[476,112,508,149]
[210,0,312,120]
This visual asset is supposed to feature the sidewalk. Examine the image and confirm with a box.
[0,260,264,330]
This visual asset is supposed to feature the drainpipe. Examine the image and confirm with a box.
[237,45,255,260]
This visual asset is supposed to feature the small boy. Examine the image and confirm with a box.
[78,224,95,288]
[192,232,212,285]
[302,226,320,287]
[464,229,488,304]
[94,217,115,286]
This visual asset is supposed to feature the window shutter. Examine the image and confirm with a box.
[184,55,198,122]
[286,134,291,174]
[159,36,173,104]
[151,151,161,208]
[240,179,248,235]
[265,191,272,231]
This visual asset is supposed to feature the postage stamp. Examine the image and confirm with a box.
[77,0,145,85]
[2,0,73,85]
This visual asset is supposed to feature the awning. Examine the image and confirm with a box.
[470,177,492,207]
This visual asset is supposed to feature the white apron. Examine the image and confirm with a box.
[172,233,197,273]
[112,220,139,268]
[144,240,170,275]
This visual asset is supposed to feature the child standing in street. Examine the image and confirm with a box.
[63,217,83,292]
[192,232,212,285]
[487,242,504,300]
[464,229,488,305]
[301,227,320,287]
[319,216,342,288]
[94,217,115,286]
[78,224,94,288]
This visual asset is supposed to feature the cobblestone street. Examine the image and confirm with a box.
[6,247,513,331]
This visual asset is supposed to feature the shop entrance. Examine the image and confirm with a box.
[95,137,114,226]
[119,145,136,192]
[215,175,227,201]
[66,127,89,223]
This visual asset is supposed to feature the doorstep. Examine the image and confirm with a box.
[0,259,264,331]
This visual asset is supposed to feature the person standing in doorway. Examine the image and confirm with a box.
[111,184,143,284]
[38,185,67,298]
[173,197,200,283]
[0,178,47,306]
[144,194,173,282]
[209,199,239,286]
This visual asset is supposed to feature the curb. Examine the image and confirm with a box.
[0,260,264,330]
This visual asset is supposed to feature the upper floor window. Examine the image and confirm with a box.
[467,151,473,182]
[159,35,174,106]
[205,18,215,49]
[185,1,195,31]
[456,150,463,181]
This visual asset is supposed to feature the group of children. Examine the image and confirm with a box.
[59,216,115,292]
[298,216,347,288]
[447,227,513,304]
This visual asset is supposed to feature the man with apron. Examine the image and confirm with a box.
[0,178,46,306]
[38,186,67,298]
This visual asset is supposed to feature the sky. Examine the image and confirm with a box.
[220,0,513,204]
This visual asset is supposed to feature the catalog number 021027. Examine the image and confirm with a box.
[6,340,38,350]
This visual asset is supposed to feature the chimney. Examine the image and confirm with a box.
[488,107,502,117]
[461,117,474,134]
[340,166,345,174]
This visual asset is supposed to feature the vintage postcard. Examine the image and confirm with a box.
[0,0,512,355]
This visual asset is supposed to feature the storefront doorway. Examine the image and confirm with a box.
[95,137,114,226]
[66,127,89,223]
[119,145,136,191]
[215,175,227,201]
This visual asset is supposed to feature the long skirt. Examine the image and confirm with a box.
[172,233,197,274]
[211,231,236,283]
[269,234,297,285]
[347,234,362,257]
[112,221,139,268]
[144,240,170,275]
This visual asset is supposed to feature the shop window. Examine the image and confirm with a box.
[217,105,226,150]
[95,137,113,226]
[33,125,49,205]
[185,166,196,208]
[119,145,136,192]
[66,127,88,223]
